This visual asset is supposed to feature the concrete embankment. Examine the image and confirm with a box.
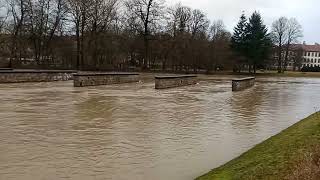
[73,73,140,87]
[155,75,197,89]
[0,70,76,83]
[196,112,320,180]
[232,77,255,91]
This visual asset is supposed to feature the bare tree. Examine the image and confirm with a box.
[189,9,209,72]
[6,0,29,61]
[0,1,9,33]
[86,0,119,69]
[210,20,225,41]
[283,18,303,71]
[190,9,209,37]
[125,0,164,69]
[271,17,288,73]
[165,3,192,71]
[208,20,231,72]
[170,3,191,34]
[67,0,82,69]
[31,0,68,63]
[0,1,10,62]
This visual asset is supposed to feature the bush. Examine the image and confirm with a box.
[301,66,320,72]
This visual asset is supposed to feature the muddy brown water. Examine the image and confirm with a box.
[1,74,320,180]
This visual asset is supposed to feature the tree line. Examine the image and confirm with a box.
[0,0,303,73]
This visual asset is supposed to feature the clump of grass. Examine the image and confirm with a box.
[286,145,320,180]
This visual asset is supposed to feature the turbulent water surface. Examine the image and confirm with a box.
[1,74,320,180]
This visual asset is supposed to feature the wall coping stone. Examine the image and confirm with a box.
[74,73,139,76]
[155,75,197,79]
[0,69,77,73]
[0,68,13,71]
[232,77,255,81]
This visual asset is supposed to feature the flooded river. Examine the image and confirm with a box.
[1,74,320,180]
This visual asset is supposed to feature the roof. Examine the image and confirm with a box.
[290,44,320,52]
[301,44,320,52]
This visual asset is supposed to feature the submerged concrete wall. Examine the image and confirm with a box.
[0,70,76,83]
[73,73,140,87]
[232,77,255,91]
[155,75,197,89]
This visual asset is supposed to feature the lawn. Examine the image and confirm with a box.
[196,112,320,180]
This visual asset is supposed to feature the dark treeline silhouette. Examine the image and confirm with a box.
[0,0,284,73]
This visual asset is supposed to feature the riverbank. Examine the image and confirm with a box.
[255,71,320,78]
[197,112,320,180]
[1,68,320,78]
[210,71,320,78]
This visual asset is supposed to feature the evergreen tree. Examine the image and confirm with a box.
[245,12,272,73]
[231,13,248,72]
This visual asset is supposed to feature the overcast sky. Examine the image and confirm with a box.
[168,0,319,44]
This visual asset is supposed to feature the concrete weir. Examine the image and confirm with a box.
[0,70,76,83]
[232,77,255,91]
[155,75,197,89]
[73,73,140,87]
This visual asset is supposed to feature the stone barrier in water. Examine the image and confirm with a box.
[73,73,140,87]
[155,75,197,89]
[232,77,255,91]
[0,70,76,83]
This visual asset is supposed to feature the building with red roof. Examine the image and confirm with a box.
[273,42,320,71]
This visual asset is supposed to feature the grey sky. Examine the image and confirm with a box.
[168,0,319,44]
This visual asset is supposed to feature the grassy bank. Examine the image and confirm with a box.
[197,112,320,180]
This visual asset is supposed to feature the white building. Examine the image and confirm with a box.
[273,43,320,70]
[301,43,320,67]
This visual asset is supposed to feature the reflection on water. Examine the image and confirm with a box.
[1,74,320,180]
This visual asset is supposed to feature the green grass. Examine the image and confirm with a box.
[196,112,320,180]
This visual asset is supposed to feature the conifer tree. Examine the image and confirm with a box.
[245,11,272,73]
[231,13,248,72]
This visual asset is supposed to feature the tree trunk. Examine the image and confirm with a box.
[277,42,282,73]
[76,22,80,70]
